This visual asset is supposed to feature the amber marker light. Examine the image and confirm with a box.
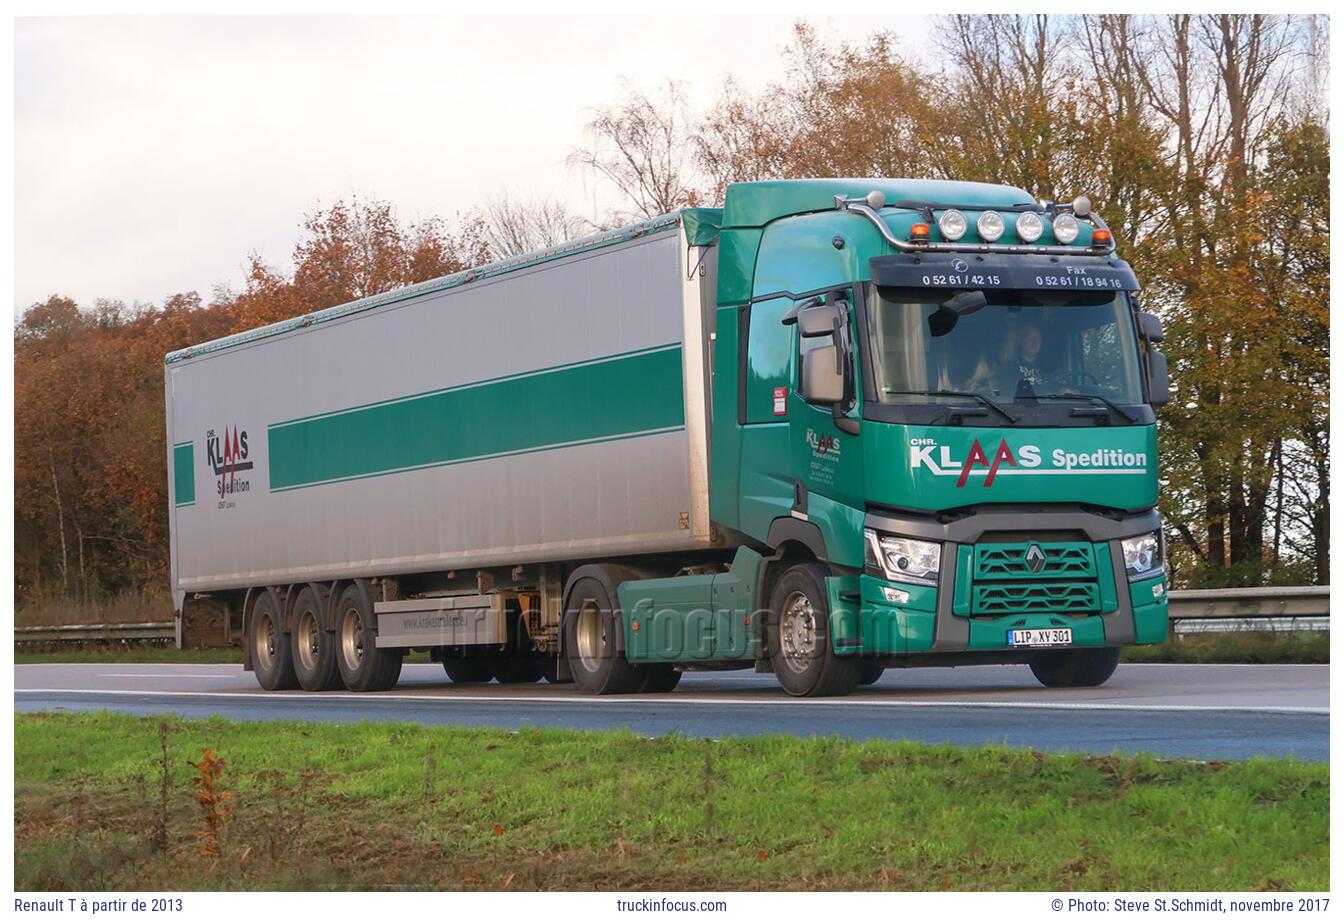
[909,222,930,242]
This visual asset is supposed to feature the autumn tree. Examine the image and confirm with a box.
[570,80,705,221]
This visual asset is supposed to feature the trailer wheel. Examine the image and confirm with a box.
[335,582,403,692]
[767,563,861,697]
[249,591,298,691]
[291,586,341,691]
[858,662,885,686]
[563,577,644,694]
[1029,647,1120,688]
[638,665,682,693]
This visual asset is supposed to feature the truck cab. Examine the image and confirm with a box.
[619,178,1169,696]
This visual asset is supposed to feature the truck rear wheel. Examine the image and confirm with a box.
[250,590,298,691]
[858,662,885,686]
[768,563,861,697]
[563,577,644,694]
[1029,647,1121,688]
[335,582,403,692]
[291,586,341,691]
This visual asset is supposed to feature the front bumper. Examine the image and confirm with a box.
[828,507,1169,655]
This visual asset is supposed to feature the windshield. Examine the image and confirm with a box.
[866,286,1144,407]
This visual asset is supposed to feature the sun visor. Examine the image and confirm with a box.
[870,252,1140,292]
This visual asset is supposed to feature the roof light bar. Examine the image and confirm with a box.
[832,192,1111,258]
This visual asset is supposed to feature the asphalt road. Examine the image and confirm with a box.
[14,661,1329,761]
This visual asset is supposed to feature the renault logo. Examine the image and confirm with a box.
[1025,544,1046,574]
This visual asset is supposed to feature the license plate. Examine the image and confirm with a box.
[1008,627,1072,648]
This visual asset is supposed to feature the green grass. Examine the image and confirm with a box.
[14,712,1327,891]
[1122,631,1329,664]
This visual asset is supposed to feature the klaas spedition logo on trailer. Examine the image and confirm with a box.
[206,426,252,503]
[909,436,1150,488]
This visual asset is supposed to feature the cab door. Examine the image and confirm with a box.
[788,292,865,560]
[736,295,797,541]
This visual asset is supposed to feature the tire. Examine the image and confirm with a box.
[442,653,494,684]
[768,563,861,697]
[858,662,885,686]
[249,590,298,691]
[638,664,682,693]
[489,605,545,684]
[291,586,341,691]
[563,576,645,695]
[334,582,403,692]
[1029,647,1121,688]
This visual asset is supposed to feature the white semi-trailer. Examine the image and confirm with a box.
[167,213,721,690]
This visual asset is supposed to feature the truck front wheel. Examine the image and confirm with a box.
[249,590,298,691]
[1029,647,1121,688]
[335,582,403,692]
[563,577,644,695]
[768,563,861,697]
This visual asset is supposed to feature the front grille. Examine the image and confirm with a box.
[974,542,1096,580]
[973,582,1100,615]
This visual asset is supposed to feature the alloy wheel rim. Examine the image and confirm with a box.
[340,608,364,672]
[255,613,276,672]
[297,610,320,672]
[575,601,603,671]
[779,590,819,674]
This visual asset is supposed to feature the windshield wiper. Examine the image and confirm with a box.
[1030,392,1140,423]
[885,389,1020,424]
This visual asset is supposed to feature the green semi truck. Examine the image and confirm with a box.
[166,178,1169,697]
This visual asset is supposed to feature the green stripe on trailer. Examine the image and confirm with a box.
[268,345,686,491]
[172,442,195,507]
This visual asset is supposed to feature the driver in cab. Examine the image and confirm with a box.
[967,322,1047,397]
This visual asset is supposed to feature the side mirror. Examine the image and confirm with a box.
[796,304,842,338]
[1137,312,1164,343]
[801,345,845,404]
[1147,349,1170,407]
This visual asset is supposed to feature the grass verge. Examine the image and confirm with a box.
[16,591,173,627]
[14,711,1327,891]
[1122,631,1329,664]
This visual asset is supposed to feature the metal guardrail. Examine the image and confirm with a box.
[11,588,1329,644]
[14,621,175,643]
[1166,586,1329,619]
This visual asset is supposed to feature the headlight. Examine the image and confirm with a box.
[865,529,941,585]
[1121,530,1164,581]
[1052,212,1080,244]
[976,210,1005,242]
[1016,211,1044,242]
[938,209,967,241]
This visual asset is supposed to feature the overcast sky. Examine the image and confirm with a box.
[15,15,934,311]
